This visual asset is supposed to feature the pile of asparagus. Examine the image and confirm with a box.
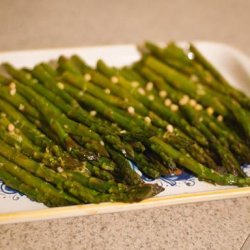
[0,42,249,207]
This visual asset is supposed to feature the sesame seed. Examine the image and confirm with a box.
[127,106,135,115]
[144,116,151,124]
[104,88,111,94]
[84,74,91,82]
[57,82,64,90]
[9,82,16,90]
[166,124,174,133]
[90,110,97,116]
[164,99,172,107]
[145,82,153,91]
[10,88,16,96]
[8,123,15,133]
[111,76,119,84]
[206,107,214,116]
[131,81,139,88]
[120,130,127,134]
[217,115,223,122]
[100,140,105,146]
[137,88,145,95]
[18,104,25,111]
[159,90,167,98]
[195,104,203,111]
[189,99,197,107]
[170,104,179,112]
[63,124,68,129]
[148,95,155,101]
[122,149,126,155]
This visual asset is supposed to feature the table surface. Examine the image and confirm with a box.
[0,0,249,249]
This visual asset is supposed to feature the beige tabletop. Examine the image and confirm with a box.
[0,0,250,249]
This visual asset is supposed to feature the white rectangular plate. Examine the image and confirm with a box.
[0,42,249,225]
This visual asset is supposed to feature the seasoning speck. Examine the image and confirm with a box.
[127,106,135,115]
[10,88,16,96]
[8,123,15,133]
[148,95,155,101]
[104,88,111,94]
[111,76,119,84]
[166,124,174,133]
[164,98,172,107]
[137,88,145,95]
[18,104,25,111]
[84,74,91,82]
[189,99,197,107]
[170,104,179,112]
[57,167,64,173]
[217,115,223,122]
[9,82,16,90]
[146,82,153,91]
[144,116,151,124]
[206,107,214,116]
[179,95,189,105]
[90,110,97,116]
[57,82,64,90]
[159,90,167,98]
[195,104,203,111]
[131,81,139,88]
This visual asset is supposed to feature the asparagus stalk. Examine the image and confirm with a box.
[118,65,221,171]
[189,43,250,109]
[30,64,134,158]
[149,136,250,186]
[97,59,209,147]
[145,41,250,109]
[135,64,250,163]
[0,154,79,205]
[143,55,250,140]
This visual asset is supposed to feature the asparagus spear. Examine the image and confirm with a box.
[97,59,209,147]
[59,79,176,177]
[0,140,118,203]
[60,62,227,175]
[0,154,79,205]
[0,167,53,205]
[190,43,250,109]
[30,64,134,158]
[143,55,250,140]
[149,136,250,186]
[117,66,221,171]
[144,41,250,109]
[0,115,91,173]
[135,64,250,163]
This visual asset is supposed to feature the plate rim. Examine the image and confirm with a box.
[1,187,249,225]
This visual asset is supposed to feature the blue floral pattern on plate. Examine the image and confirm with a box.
[0,180,23,201]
